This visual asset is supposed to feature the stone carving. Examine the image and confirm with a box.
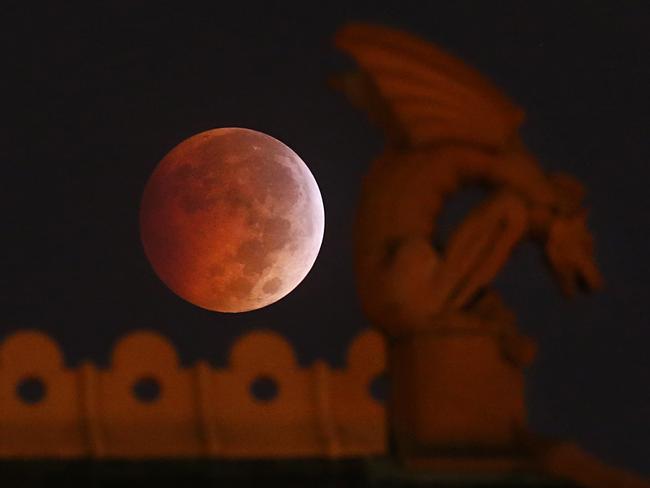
[0,329,385,458]
[333,22,647,488]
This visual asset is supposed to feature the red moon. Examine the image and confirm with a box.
[140,128,325,312]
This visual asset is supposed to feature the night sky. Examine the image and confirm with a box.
[3,1,649,476]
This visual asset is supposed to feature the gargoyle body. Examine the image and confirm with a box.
[334,24,603,344]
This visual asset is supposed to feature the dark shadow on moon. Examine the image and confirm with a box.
[262,277,283,295]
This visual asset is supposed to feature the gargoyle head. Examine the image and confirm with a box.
[544,173,604,296]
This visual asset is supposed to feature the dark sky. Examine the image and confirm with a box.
[2,0,649,476]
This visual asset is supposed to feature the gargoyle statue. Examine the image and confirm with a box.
[334,22,648,488]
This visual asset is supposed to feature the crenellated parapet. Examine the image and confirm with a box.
[0,329,386,458]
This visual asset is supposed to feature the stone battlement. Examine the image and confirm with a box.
[0,329,386,458]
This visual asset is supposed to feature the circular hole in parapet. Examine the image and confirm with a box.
[369,372,388,404]
[250,375,279,402]
[16,376,47,404]
[132,376,162,403]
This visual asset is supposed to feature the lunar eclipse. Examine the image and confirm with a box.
[140,128,325,313]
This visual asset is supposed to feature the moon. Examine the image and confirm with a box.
[140,128,325,312]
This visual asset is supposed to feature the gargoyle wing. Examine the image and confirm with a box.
[333,22,525,150]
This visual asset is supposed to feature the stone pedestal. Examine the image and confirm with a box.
[388,326,530,471]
